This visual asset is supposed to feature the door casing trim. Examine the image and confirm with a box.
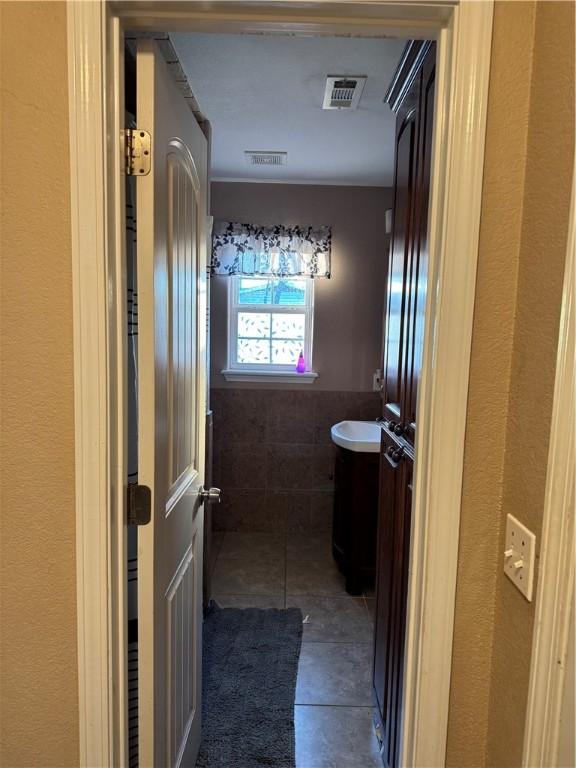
[67,2,494,766]
[67,4,127,765]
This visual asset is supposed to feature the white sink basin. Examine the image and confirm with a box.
[330,420,381,453]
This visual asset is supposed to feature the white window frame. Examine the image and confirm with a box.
[222,275,318,383]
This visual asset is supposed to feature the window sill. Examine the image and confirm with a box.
[221,369,319,384]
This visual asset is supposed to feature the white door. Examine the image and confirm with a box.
[136,38,209,768]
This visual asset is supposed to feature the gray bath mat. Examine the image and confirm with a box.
[196,604,303,768]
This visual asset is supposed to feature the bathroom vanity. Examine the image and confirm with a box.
[331,420,381,595]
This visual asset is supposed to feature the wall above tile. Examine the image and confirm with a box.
[210,182,393,392]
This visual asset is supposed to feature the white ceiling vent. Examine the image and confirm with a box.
[322,75,367,110]
[245,151,288,167]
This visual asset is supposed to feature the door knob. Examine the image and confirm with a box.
[198,486,221,504]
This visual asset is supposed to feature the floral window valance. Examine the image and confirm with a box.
[211,222,332,279]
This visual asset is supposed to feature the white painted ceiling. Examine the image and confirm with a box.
[170,32,406,186]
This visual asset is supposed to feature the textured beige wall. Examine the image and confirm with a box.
[210,182,392,391]
[0,2,572,766]
[447,2,575,766]
[0,3,80,766]
[486,1,574,763]
[446,3,537,762]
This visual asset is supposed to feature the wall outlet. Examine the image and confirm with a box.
[504,514,536,601]
[373,369,382,392]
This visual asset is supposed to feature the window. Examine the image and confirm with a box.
[225,276,315,380]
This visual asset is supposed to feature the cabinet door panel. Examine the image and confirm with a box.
[373,434,400,719]
[403,47,436,445]
[373,429,413,768]
[382,91,419,422]
[383,456,412,767]
[332,448,349,566]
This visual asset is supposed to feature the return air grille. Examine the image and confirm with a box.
[245,151,288,167]
[322,75,367,110]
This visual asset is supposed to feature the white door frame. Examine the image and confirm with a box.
[67,3,127,766]
[522,164,575,768]
[67,2,494,766]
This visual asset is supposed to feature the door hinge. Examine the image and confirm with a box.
[124,128,151,176]
[127,483,152,525]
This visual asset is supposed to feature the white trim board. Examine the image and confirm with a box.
[67,3,127,766]
[67,4,111,764]
[221,369,319,384]
[522,164,575,768]
[68,3,494,766]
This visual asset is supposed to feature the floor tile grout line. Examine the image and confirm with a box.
[210,531,226,577]
[300,641,373,646]
[363,594,374,623]
[294,703,375,710]
[286,594,368,600]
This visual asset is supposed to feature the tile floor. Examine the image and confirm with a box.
[210,529,382,768]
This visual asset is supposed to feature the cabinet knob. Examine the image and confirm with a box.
[385,444,404,466]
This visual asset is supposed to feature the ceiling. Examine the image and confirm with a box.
[170,32,406,187]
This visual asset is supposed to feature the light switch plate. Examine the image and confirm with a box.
[504,514,536,601]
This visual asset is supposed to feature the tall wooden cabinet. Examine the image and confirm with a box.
[380,40,435,444]
[373,40,435,768]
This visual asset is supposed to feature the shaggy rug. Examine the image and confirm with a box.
[195,604,303,768]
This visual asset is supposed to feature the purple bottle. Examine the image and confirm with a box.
[296,350,306,373]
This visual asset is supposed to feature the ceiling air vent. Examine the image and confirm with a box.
[322,75,367,110]
[245,151,287,167]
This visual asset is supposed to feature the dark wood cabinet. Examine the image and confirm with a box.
[373,40,435,768]
[373,428,413,768]
[332,446,380,595]
[381,82,419,428]
[381,41,435,447]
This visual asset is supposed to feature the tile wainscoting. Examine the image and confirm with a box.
[211,389,381,533]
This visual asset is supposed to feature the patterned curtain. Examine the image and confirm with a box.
[211,221,332,278]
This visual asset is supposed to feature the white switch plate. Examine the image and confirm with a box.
[504,514,536,601]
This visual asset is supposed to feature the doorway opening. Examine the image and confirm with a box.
[67,3,494,767]
[125,28,434,768]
